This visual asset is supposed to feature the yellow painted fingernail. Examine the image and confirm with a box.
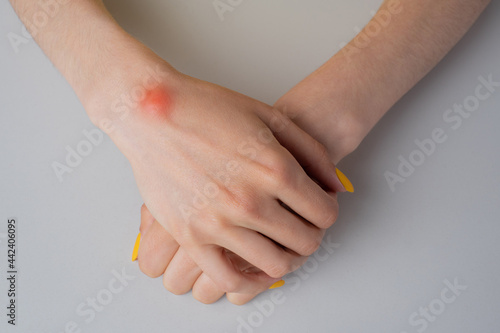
[132,233,141,261]
[269,280,285,289]
[336,168,354,193]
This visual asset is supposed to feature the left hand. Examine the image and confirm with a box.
[135,204,284,304]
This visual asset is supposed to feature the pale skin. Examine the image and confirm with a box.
[9,0,490,304]
[10,0,346,295]
[136,0,491,304]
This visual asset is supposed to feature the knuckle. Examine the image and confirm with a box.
[291,256,309,271]
[227,295,252,306]
[218,276,243,293]
[206,213,232,233]
[297,237,322,256]
[192,289,217,305]
[319,212,336,229]
[266,260,292,278]
[188,210,224,235]
[322,201,339,228]
[269,154,293,180]
[138,257,162,278]
[314,198,338,229]
[169,221,202,248]
[223,189,261,220]
[226,291,256,305]
[168,226,191,246]
[163,275,189,295]
[315,141,330,165]
[262,152,296,189]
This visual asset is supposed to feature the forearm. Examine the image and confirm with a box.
[8,0,176,129]
[335,0,490,135]
[278,0,491,162]
[10,1,114,99]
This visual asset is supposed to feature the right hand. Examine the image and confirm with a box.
[104,62,346,295]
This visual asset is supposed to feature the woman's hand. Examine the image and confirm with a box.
[131,73,358,302]
[111,63,346,295]
[130,68,358,304]
[128,55,359,304]
[7,0,346,297]
[135,204,279,305]
[9,0,489,307]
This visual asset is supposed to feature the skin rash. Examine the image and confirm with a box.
[139,86,172,119]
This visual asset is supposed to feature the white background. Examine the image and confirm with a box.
[1,0,499,332]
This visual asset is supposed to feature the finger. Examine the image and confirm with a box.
[162,246,202,295]
[245,125,340,229]
[192,250,273,304]
[233,200,324,257]
[226,279,286,305]
[226,292,260,305]
[226,266,286,305]
[260,107,346,193]
[187,244,280,295]
[138,219,179,278]
[192,273,225,304]
[215,227,307,279]
[276,164,340,229]
[191,251,287,305]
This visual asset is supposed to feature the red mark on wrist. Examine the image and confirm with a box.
[140,86,172,119]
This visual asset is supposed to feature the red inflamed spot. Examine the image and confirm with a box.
[140,87,172,119]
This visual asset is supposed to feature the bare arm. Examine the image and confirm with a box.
[9,1,143,110]
[276,0,492,163]
[134,0,493,305]
[9,0,348,296]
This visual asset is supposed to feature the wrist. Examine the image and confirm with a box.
[274,57,375,164]
[85,57,182,149]
[11,0,181,137]
[61,21,182,142]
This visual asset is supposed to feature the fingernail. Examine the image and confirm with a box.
[269,280,285,289]
[132,233,141,261]
[335,168,354,193]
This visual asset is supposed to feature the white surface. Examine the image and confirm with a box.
[1,1,499,332]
